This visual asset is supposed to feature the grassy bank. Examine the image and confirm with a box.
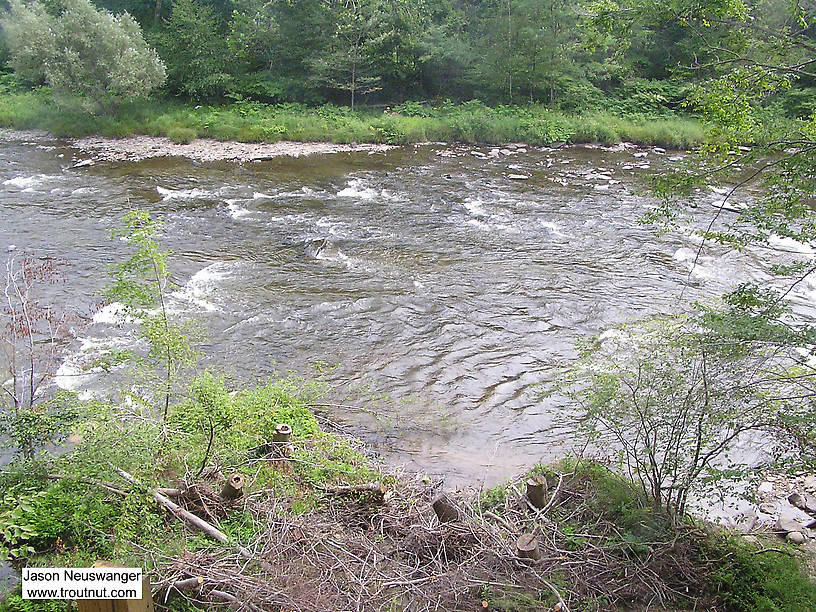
[0,89,706,149]
[1,373,815,611]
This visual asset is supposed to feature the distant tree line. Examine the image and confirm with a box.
[0,0,814,116]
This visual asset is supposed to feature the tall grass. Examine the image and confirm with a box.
[0,89,707,149]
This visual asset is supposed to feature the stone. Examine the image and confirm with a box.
[789,493,805,509]
[758,481,774,494]
[787,531,806,544]
[776,515,805,534]
[507,174,529,180]
[759,503,776,515]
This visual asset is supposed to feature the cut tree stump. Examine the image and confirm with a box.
[515,533,542,561]
[273,423,292,457]
[220,473,245,501]
[431,493,462,523]
[526,476,547,509]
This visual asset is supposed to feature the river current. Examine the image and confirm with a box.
[2,133,808,491]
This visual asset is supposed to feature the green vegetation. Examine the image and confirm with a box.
[3,0,805,147]
[1,0,165,107]
[0,89,706,148]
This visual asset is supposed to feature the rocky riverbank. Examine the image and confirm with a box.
[72,135,395,163]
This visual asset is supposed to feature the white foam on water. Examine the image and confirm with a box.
[463,198,489,217]
[313,245,356,270]
[156,186,214,201]
[171,262,235,312]
[226,201,252,219]
[54,336,131,391]
[673,247,718,280]
[92,302,131,325]
[3,174,59,190]
[337,178,378,199]
[465,218,520,234]
[253,191,274,199]
[539,220,570,238]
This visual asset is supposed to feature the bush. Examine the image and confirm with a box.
[166,126,197,144]
[1,0,165,107]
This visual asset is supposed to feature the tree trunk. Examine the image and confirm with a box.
[526,476,547,509]
[273,423,292,458]
[431,493,462,523]
[515,533,542,560]
[220,473,245,501]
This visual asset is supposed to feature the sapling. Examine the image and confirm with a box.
[106,210,196,421]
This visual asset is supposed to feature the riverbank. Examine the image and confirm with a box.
[1,376,815,611]
[0,90,705,150]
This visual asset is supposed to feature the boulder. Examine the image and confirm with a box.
[787,531,806,544]
[776,515,805,534]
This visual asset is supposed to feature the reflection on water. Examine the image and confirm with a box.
[0,135,786,488]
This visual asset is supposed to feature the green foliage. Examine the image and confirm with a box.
[702,535,816,611]
[0,488,45,561]
[166,126,197,143]
[562,315,816,518]
[106,210,197,420]
[153,0,231,101]
[1,0,165,107]
[0,90,707,148]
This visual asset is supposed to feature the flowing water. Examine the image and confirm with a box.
[2,133,806,496]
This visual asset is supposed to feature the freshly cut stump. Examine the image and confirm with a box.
[273,423,292,457]
[220,473,245,501]
[526,476,547,509]
[516,533,542,560]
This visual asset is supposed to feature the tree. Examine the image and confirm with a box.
[0,256,77,459]
[153,0,232,101]
[569,0,816,515]
[567,312,816,519]
[311,0,383,109]
[1,0,165,106]
[106,211,196,421]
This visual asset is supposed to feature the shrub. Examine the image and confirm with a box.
[1,0,165,107]
[167,126,197,144]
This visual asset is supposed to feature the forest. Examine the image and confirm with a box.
[0,0,814,119]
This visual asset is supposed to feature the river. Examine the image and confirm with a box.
[1,132,802,493]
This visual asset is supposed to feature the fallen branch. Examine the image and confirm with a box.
[46,473,182,498]
[322,481,386,496]
[168,575,265,612]
[111,465,271,571]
